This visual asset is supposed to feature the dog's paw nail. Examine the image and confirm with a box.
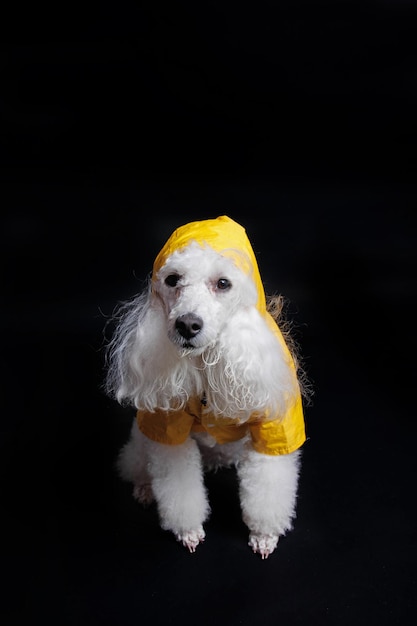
[248,533,279,559]
[176,527,205,553]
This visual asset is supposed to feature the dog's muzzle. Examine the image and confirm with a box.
[175,313,203,341]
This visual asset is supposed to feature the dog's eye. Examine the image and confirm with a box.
[216,278,231,290]
[165,273,181,287]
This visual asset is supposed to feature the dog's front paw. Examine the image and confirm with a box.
[175,527,205,553]
[248,532,279,559]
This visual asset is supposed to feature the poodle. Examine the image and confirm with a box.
[105,215,307,558]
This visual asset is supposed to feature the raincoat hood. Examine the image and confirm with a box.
[152,215,267,314]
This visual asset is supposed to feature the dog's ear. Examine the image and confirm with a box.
[105,286,201,412]
[204,307,299,420]
[105,286,156,405]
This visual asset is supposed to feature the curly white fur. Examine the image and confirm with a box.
[106,242,303,558]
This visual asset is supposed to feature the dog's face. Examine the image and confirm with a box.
[153,242,258,355]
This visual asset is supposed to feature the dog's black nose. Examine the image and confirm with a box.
[175,313,203,340]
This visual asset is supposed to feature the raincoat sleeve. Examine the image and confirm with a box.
[249,393,306,455]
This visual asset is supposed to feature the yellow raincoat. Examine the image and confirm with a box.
[136,215,306,455]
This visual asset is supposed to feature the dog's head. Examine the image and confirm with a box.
[152,241,258,355]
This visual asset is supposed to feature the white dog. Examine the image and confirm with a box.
[105,216,307,558]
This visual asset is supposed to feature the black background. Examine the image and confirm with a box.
[1,2,417,625]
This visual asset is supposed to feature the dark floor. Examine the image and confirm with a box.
[1,3,417,625]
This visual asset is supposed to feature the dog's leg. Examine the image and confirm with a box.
[117,421,154,505]
[145,436,211,553]
[237,449,301,559]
